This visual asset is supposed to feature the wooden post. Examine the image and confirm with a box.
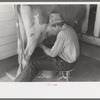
[94,4,100,37]
[81,5,90,34]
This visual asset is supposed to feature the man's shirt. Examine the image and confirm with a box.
[42,24,80,63]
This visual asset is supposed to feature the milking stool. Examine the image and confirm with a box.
[57,62,76,82]
[57,69,74,81]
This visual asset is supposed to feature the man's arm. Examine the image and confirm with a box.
[41,32,66,57]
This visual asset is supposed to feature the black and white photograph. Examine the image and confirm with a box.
[1,1,100,99]
[0,3,100,83]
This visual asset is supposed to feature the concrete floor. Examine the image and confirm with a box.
[0,54,100,82]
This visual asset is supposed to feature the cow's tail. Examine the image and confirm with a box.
[5,5,22,81]
[14,5,22,40]
[9,5,25,79]
[14,5,25,53]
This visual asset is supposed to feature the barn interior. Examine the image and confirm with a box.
[0,4,100,82]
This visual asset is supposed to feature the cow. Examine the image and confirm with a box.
[8,4,86,79]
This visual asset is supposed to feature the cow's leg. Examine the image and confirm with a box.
[16,9,27,76]
[23,22,48,69]
[20,5,35,69]
[17,38,23,77]
[23,36,38,69]
[16,26,25,77]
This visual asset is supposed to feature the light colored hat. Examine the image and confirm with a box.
[49,13,64,25]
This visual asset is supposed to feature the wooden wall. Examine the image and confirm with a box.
[0,5,17,60]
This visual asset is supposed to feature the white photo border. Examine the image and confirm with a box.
[0,2,100,99]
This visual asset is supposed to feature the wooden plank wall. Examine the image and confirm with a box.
[0,5,17,60]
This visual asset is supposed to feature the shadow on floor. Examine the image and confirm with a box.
[0,55,18,77]
[0,54,100,82]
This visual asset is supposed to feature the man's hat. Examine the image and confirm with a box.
[49,13,64,25]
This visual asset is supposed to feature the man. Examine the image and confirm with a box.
[15,13,80,82]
